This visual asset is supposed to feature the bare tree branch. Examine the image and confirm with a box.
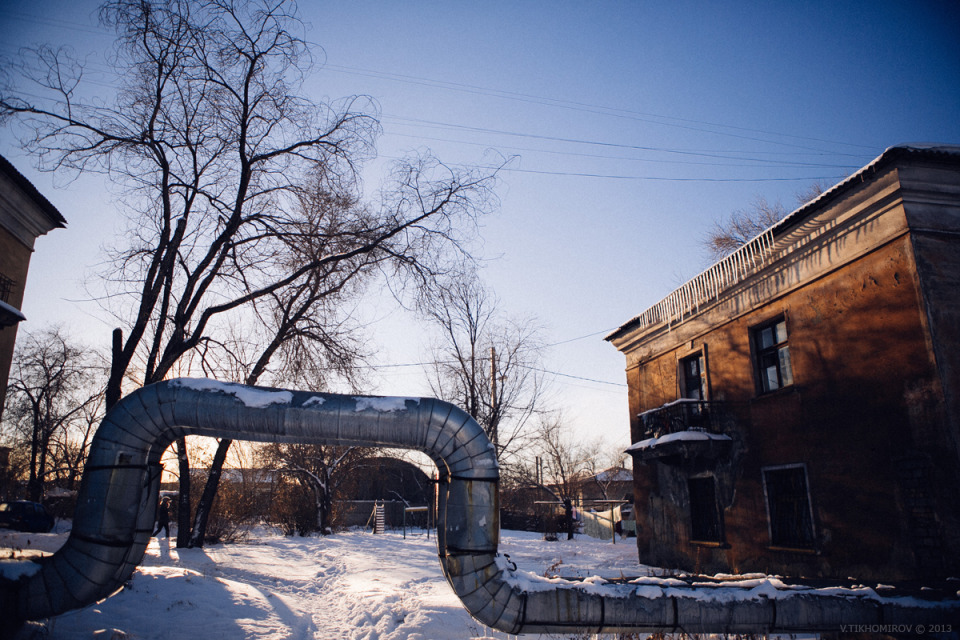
[2,0,497,546]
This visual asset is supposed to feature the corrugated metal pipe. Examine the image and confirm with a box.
[2,379,958,634]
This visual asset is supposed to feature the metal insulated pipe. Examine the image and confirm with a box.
[3,378,958,634]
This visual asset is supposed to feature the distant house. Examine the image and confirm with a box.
[606,145,960,581]
[338,456,433,528]
[0,155,66,422]
[500,465,634,537]
[576,465,633,504]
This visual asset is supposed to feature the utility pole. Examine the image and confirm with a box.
[490,346,498,453]
[535,456,543,537]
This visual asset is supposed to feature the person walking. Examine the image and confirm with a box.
[153,496,171,538]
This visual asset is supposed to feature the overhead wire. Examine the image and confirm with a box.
[322,63,876,154]
[386,131,861,170]
[2,9,879,170]
[382,115,867,166]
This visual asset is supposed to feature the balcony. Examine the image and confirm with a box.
[628,399,734,463]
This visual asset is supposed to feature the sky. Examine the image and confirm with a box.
[2,1,959,451]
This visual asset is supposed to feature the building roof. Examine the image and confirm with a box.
[769,144,960,239]
[0,154,67,230]
[605,144,960,343]
[592,466,632,482]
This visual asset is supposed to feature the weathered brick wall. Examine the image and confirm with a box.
[0,225,34,421]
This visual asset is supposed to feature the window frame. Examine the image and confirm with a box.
[751,315,794,395]
[679,350,706,401]
[761,463,817,551]
[0,272,16,303]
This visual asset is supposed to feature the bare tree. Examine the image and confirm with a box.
[49,392,104,491]
[421,274,545,466]
[533,415,602,504]
[703,196,787,262]
[2,0,496,546]
[1,327,105,501]
[513,414,603,539]
[258,442,374,534]
[581,446,630,502]
[703,181,832,262]
[795,181,829,205]
[186,176,371,547]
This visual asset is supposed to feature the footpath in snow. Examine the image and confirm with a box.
[1,524,643,640]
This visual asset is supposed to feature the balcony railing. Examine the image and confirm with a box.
[638,399,730,440]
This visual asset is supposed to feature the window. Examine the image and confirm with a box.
[688,476,723,543]
[0,273,15,303]
[753,317,793,393]
[681,353,705,400]
[762,465,816,549]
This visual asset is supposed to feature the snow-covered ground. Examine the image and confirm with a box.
[1,523,646,639]
[5,523,958,639]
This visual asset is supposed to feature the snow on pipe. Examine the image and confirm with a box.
[3,379,958,634]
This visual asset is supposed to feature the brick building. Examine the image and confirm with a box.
[0,154,66,422]
[606,145,960,581]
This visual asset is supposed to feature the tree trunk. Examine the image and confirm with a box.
[175,437,191,548]
[105,328,123,411]
[309,472,333,535]
[28,406,41,501]
[34,433,50,501]
[188,438,232,547]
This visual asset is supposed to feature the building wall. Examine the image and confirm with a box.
[615,155,960,581]
[902,160,960,502]
[0,155,66,423]
[0,225,34,418]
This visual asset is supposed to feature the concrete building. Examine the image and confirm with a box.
[606,144,960,581]
[0,154,66,422]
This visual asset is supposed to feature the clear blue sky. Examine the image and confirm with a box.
[2,1,959,448]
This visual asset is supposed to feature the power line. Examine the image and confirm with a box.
[1,9,877,161]
[323,63,876,154]
[386,131,861,170]
[379,153,851,184]
[372,358,627,389]
[515,364,627,388]
[493,166,847,183]
[216,356,628,390]
[381,115,869,165]
[545,329,619,348]
[1,11,111,39]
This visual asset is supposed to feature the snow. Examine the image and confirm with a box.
[1,525,642,639]
[302,396,326,407]
[636,397,701,418]
[353,397,418,412]
[0,557,42,579]
[0,299,27,322]
[2,523,956,638]
[626,429,732,452]
[171,378,294,408]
